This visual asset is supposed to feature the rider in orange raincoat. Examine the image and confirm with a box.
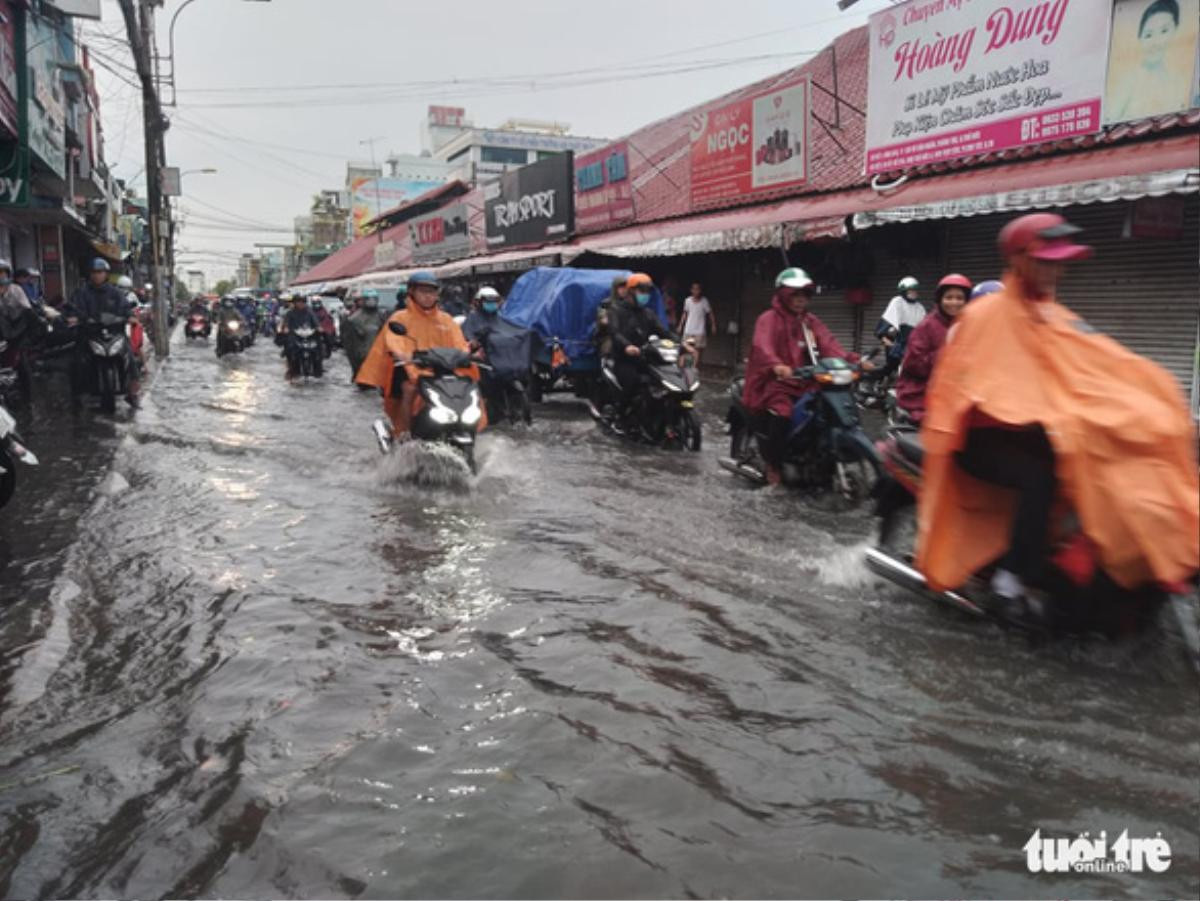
[916,213,1198,622]
[355,271,484,437]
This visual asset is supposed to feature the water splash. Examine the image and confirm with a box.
[377,440,472,492]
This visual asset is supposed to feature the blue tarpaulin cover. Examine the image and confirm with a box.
[500,267,665,367]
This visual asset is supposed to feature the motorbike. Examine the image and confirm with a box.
[590,336,701,451]
[185,312,211,341]
[478,363,531,426]
[0,398,37,511]
[853,346,894,411]
[865,425,1181,637]
[215,317,247,357]
[0,308,47,404]
[372,322,483,473]
[720,352,880,501]
[83,312,132,414]
[288,325,324,379]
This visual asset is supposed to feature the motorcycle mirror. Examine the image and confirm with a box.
[388,322,407,336]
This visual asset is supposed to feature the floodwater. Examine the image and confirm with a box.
[0,332,1196,900]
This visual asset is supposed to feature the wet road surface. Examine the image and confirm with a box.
[0,332,1197,899]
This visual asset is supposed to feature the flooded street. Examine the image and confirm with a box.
[0,334,1196,900]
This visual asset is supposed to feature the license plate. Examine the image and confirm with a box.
[681,401,694,409]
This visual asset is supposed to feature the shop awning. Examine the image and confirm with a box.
[90,238,124,262]
[436,245,582,279]
[574,132,1199,257]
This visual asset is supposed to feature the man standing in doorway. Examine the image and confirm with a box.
[678,282,716,367]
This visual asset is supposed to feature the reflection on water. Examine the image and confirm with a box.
[0,334,1195,900]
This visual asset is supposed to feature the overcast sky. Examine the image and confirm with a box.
[83,0,898,283]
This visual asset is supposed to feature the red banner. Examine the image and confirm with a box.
[689,76,809,209]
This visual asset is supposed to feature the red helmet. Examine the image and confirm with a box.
[998,213,1092,262]
[934,274,972,306]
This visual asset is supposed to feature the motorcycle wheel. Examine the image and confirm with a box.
[0,446,14,510]
[528,372,544,403]
[98,364,117,414]
[679,408,702,452]
[729,420,754,461]
[835,457,878,506]
[461,445,476,475]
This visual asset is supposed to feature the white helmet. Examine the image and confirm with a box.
[775,267,814,290]
[117,275,134,289]
[474,286,501,302]
[897,276,919,292]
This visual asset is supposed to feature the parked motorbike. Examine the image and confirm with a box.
[83,312,132,414]
[288,325,324,379]
[853,347,894,411]
[0,308,46,404]
[720,356,880,502]
[373,322,483,473]
[866,426,1180,637]
[589,336,701,451]
[215,317,247,357]
[0,398,37,511]
[185,313,211,341]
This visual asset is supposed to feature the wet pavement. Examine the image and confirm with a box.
[0,331,1196,900]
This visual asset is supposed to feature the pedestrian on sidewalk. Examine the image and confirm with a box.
[678,282,716,367]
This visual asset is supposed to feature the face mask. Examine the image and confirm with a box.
[635,292,651,307]
[0,276,11,287]
[482,301,499,314]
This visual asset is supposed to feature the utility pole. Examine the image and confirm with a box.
[118,0,170,358]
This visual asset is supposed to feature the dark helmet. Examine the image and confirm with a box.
[220,295,235,306]
[407,270,439,290]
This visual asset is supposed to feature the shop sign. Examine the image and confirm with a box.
[1103,0,1200,125]
[484,153,574,249]
[574,141,635,232]
[0,4,18,140]
[373,240,396,269]
[409,202,470,264]
[865,0,1110,175]
[1129,194,1186,239]
[350,177,443,237]
[689,75,809,209]
[25,12,66,177]
[428,105,466,127]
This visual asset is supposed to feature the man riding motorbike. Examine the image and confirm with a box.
[917,213,1199,625]
[893,274,971,424]
[342,289,388,383]
[743,268,866,486]
[355,271,481,439]
[278,292,322,379]
[65,258,140,408]
[462,286,503,349]
[608,273,682,416]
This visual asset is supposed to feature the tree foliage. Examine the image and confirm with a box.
[212,279,235,297]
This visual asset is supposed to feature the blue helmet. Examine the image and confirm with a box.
[91,258,111,272]
[407,270,439,290]
[970,279,1003,300]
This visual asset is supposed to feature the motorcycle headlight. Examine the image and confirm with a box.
[227,321,240,331]
[461,392,482,426]
[662,379,683,393]
[428,399,458,424]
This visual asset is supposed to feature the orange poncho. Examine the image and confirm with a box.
[355,303,478,396]
[916,275,1198,592]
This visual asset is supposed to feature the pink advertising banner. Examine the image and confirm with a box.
[689,75,809,209]
[865,0,1111,175]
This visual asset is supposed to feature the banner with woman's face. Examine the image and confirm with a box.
[1104,0,1200,123]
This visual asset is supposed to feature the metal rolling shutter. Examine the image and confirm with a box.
[948,201,1198,399]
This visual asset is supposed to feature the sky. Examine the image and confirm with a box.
[82,0,900,284]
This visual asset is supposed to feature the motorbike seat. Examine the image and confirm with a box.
[896,430,924,467]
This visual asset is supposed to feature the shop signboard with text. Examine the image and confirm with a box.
[689,75,809,209]
[574,142,635,232]
[0,3,18,140]
[409,202,470,264]
[484,153,574,249]
[865,0,1110,175]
